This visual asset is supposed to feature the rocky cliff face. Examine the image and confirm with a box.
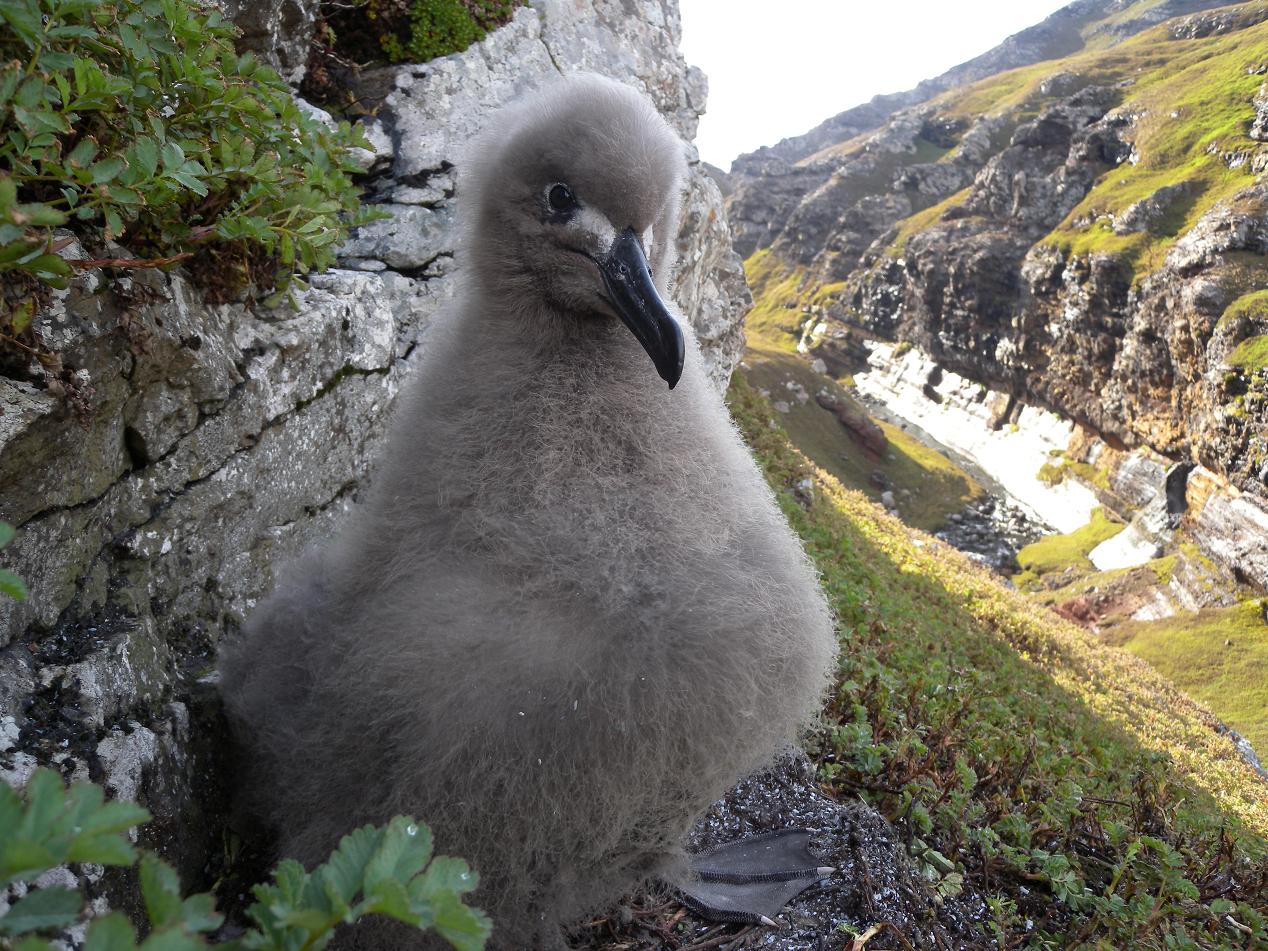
[730,0,1268,589]
[0,0,748,883]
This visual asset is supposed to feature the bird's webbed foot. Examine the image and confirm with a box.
[669,829,834,927]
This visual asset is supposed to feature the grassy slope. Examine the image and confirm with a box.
[782,3,1268,279]
[1107,601,1268,755]
[726,375,1268,947]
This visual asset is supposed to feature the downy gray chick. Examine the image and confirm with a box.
[219,73,837,948]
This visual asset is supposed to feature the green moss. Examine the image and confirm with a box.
[723,376,1268,945]
[1227,334,1268,370]
[1109,600,1268,755]
[371,0,522,63]
[741,250,848,354]
[741,249,810,351]
[1036,461,1065,485]
[1015,507,1124,581]
[1035,454,1112,490]
[887,187,973,255]
[1219,288,1268,331]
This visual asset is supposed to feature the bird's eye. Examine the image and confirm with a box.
[546,183,579,216]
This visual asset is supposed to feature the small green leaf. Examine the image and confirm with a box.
[132,137,159,178]
[88,157,126,184]
[139,855,182,930]
[364,817,432,895]
[169,171,207,196]
[26,254,72,283]
[429,892,491,951]
[117,23,150,62]
[319,825,380,907]
[0,522,14,547]
[19,204,68,227]
[10,300,35,334]
[160,141,184,171]
[82,913,137,951]
[66,138,99,168]
[176,893,220,934]
[0,887,82,937]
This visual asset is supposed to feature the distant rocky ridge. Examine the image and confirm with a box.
[727,0,1268,590]
[725,0,1234,256]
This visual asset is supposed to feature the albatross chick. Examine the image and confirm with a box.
[220,73,836,949]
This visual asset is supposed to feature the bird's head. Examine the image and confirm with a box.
[462,73,688,388]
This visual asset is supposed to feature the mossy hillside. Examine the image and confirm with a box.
[1036,452,1113,491]
[1106,600,1268,757]
[756,4,1268,356]
[1219,286,1268,331]
[726,375,1268,947]
[1227,333,1268,369]
[738,350,983,531]
[940,3,1268,279]
[1013,507,1125,589]
[799,130,952,175]
[742,248,845,352]
[887,186,973,254]
[839,2,1268,291]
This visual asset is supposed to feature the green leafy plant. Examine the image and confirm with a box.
[0,0,380,322]
[0,768,491,950]
[0,523,27,602]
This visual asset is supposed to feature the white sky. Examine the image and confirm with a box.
[679,0,1073,169]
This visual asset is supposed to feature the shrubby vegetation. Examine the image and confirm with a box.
[0,0,378,362]
[727,372,1268,949]
[0,768,491,950]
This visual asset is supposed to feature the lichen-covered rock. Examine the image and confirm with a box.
[0,0,750,898]
[218,0,319,85]
[1191,482,1268,590]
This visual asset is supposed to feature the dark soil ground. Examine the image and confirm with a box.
[566,754,991,951]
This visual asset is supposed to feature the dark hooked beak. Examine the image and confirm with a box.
[595,227,685,389]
